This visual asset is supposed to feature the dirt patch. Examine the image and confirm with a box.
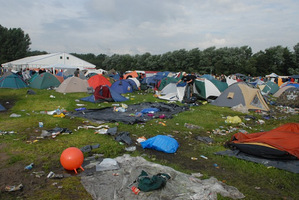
[0,96,18,111]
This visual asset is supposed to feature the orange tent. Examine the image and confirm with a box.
[54,75,64,83]
[88,74,111,90]
[230,123,299,159]
[124,71,138,79]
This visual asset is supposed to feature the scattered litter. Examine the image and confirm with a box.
[231,104,249,113]
[78,125,109,130]
[96,158,120,172]
[125,146,136,152]
[225,116,242,124]
[50,95,56,98]
[114,106,126,112]
[42,127,72,139]
[257,119,265,124]
[213,164,219,168]
[76,104,86,107]
[32,171,45,178]
[24,163,34,170]
[75,107,86,111]
[10,113,21,118]
[191,157,198,160]
[184,123,202,129]
[115,132,133,145]
[53,113,65,118]
[0,130,16,136]
[38,122,43,128]
[200,155,208,159]
[47,171,64,179]
[95,128,108,134]
[195,136,213,144]
[137,136,147,143]
[107,127,117,136]
[27,89,36,95]
[80,144,100,153]
[5,184,23,192]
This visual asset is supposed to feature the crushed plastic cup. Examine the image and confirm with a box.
[39,122,43,128]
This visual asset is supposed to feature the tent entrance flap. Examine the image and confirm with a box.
[227,92,234,99]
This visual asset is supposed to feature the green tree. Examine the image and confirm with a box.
[0,25,31,64]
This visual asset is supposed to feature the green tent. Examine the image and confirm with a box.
[194,79,224,99]
[210,79,228,92]
[0,74,28,89]
[28,73,39,83]
[262,81,279,95]
[158,77,180,91]
[29,72,61,89]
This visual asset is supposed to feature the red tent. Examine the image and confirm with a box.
[88,74,111,90]
[230,123,299,159]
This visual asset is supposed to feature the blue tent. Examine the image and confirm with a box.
[200,74,214,81]
[125,79,138,91]
[110,80,133,94]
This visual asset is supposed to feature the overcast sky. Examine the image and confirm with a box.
[1,0,299,55]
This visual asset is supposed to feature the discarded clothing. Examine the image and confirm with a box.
[137,170,171,192]
[115,132,132,145]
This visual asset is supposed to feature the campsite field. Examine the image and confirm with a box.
[0,88,298,200]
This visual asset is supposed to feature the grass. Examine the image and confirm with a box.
[0,87,298,199]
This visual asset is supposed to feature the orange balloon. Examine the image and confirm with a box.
[60,147,84,174]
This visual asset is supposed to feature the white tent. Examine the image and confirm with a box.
[158,83,186,102]
[1,52,96,71]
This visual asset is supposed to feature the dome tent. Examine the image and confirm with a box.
[29,72,61,89]
[211,82,269,111]
[0,74,28,89]
[56,77,89,93]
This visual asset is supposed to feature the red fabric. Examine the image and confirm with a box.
[88,75,111,90]
[94,85,112,100]
[231,123,299,158]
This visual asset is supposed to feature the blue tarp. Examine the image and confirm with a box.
[141,135,179,153]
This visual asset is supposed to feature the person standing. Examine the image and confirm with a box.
[186,72,196,97]
[74,68,80,77]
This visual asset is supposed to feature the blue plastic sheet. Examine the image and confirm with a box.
[141,135,179,153]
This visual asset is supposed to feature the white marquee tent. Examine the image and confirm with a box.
[1,52,96,71]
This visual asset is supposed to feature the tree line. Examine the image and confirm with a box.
[1,24,298,76]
